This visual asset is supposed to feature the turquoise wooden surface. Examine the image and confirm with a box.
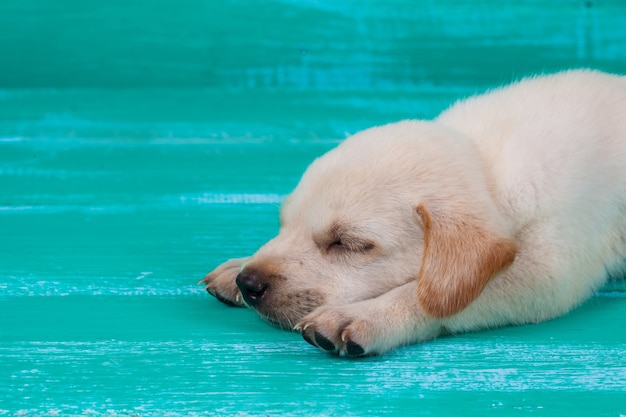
[1,1,626,416]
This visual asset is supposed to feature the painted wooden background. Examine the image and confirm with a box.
[1,1,625,416]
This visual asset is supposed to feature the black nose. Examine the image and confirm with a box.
[235,270,269,307]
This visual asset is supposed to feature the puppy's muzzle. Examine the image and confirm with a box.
[236,270,269,307]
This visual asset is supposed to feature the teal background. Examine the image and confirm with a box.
[1,1,626,416]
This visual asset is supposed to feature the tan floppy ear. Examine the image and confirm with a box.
[415,203,517,318]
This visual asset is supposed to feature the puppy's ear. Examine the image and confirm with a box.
[415,204,517,318]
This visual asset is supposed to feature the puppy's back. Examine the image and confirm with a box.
[436,70,626,224]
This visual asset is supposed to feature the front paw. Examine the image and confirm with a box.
[294,306,374,357]
[199,257,250,307]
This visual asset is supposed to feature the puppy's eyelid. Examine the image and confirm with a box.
[327,236,376,253]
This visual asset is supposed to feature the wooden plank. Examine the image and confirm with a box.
[1,0,625,416]
[1,0,625,88]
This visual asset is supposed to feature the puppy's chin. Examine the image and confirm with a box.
[247,309,303,331]
[245,288,327,330]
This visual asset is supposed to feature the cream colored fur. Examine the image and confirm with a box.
[202,69,626,356]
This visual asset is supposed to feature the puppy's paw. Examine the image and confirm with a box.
[199,257,250,307]
[294,305,378,357]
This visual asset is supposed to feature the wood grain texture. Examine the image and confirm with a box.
[1,0,625,415]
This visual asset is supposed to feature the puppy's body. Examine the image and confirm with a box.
[437,70,626,331]
[202,70,626,356]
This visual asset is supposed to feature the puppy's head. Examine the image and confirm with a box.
[237,121,516,328]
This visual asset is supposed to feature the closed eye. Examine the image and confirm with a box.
[328,236,376,253]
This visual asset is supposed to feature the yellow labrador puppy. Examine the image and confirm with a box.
[202,70,626,356]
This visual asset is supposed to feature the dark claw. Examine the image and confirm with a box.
[313,331,336,351]
[302,331,317,347]
[214,292,238,307]
[345,340,365,356]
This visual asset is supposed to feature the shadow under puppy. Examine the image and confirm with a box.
[202,69,626,357]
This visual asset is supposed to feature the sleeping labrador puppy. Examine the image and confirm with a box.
[201,69,626,356]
